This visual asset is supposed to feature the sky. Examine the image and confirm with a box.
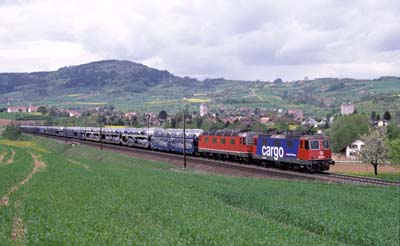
[0,0,399,81]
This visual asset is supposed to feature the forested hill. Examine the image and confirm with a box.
[0,60,195,94]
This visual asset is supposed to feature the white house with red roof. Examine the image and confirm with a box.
[7,106,27,113]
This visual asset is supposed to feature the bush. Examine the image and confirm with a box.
[2,123,21,140]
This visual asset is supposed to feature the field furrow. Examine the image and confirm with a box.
[7,149,16,165]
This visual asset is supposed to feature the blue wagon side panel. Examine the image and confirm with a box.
[254,135,300,161]
[150,137,170,151]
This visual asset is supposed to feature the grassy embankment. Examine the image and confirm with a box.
[0,135,399,245]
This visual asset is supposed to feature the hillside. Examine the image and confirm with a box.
[0,60,188,95]
[0,60,399,116]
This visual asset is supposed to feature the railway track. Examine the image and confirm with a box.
[29,133,400,187]
[320,173,400,187]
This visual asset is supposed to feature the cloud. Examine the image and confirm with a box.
[0,0,399,80]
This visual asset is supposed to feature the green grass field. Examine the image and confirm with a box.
[0,112,47,121]
[0,136,399,245]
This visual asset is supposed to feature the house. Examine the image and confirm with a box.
[7,106,27,113]
[316,118,328,128]
[342,139,365,159]
[28,106,39,113]
[259,117,271,124]
[301,117,318,128]
[66,110,82,117]
[200,103,209,117]
[287,109,304,121]
[341,102,355,115]
[124,112,137,120]
[219,117,237,124]
[373,120,388,128]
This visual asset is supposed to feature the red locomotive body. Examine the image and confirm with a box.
[198,130,257,161]
[297,136,333,161]
[252,132,334,171]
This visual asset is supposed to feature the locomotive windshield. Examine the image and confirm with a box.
[322,139,330,149]
[309,140,320,150]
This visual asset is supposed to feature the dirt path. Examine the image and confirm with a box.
[66,158,91,171]
[0,152,46,207]
[244,89,263,101]
[0,151,6,164]
[7,149,15,165]
[330,163,400,173]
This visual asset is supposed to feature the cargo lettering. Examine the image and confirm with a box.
[261,146,284,160]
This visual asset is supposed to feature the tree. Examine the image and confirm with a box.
[158,110,168,120]
[376,114,381,121]
[37,106,48,115]
[387,122,400,140]
[383,111,391,121]
[370,111,376,122]
[389,138,400,166]
[329,114,370,152]
[2,122,21,140]
[193,116,203,128]
[359,128,390,175]
[273,78,283,84]
[276,121,289,131]
[325,113,332,128]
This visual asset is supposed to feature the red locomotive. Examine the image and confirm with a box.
[199,130,334,171]
[198,130,258,162]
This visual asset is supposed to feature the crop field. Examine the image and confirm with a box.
[73,102,107,105]
[0,136,399,245]
[183,98,211,103]
[66,94,85,97]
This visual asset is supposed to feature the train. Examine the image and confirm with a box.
[20,125,335,172]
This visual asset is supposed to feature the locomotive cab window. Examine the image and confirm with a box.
[230,138,235,144]
[305,140,309,150]
[323,139,330,149]
[221,138,226,144]
[310,140,320,150]
[212,138,217,144]
[205,137,209,143]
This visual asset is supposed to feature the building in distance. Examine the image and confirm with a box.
[200,103,209,117]
[7,106,27,113]
[341,102,355,115]
[287,109,304,121]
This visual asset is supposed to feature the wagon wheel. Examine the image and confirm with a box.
[304,165,315,172]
